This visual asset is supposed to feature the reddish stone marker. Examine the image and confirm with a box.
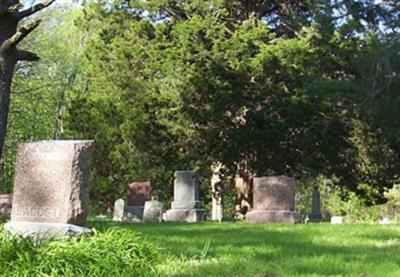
[127,182,151,206]
[122,182,152,221]
[246,176,301,223]
[5,140,94,237]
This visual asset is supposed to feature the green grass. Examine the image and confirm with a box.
[0,225,160,277]
[1,220,400,276]
[91,221,400,277]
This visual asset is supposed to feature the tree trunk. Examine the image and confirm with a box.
[211,162,223,222]
[0,54,16,161]
[0,0,56,165]
[234,161,253,219]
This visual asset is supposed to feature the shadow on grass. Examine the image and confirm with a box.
[88,221,400,276]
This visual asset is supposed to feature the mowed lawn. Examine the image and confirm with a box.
[91,221,400,277]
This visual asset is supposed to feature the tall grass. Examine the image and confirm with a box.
[0,226,159,277]
[126,222,400,277]
[2,221,400,276]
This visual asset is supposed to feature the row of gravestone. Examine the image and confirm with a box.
[113,181,164,223]
[112,171,206,223]
[112,173,306,224]
[1,140,314,238]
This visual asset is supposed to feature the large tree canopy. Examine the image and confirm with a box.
[61,0,400,212]
[1,0,398,214]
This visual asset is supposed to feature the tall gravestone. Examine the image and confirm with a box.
[125,182,151,221]
[5,140,94,237]
[0,194,12,219]
[246,176,301,223]
[165,171,204,222]
[309,183,322,222]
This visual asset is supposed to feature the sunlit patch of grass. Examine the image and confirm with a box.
[95,222,400,277]
[0,226,159,277]
[1,221,399,276]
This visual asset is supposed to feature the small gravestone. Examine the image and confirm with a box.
[379,217,391,225]
[165,171,205,222]
[309,183,322,223]
[113,199,125,222]
[330,216,344,224]
[125,182,151,221]
[5,140,94,238]
[143,200,164,223]
[0,194,12,219]
[95,214,108,221]
[246,176,301,223]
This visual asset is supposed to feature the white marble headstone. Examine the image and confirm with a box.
[113,199,125,222]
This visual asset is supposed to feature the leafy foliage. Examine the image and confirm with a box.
[0,6,86,193]
[63,0,400,212]
[2,1,400,213]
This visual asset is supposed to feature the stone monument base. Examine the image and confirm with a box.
[125,206,144,221]
[309,214,322,223]
[164,209,204,223]
[246,210,301,223]
[4,222,92,238]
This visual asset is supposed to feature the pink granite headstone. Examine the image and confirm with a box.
[127,182,151,206]
[124,182,152,221]
[5,140,94,237]
[246,176,301,223]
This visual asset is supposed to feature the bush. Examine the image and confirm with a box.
[381,184,400,223]
[296,177,384,223]
[0,226,160,277]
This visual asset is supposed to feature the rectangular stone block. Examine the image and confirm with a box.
[165,170,204,223]
[143,200,164,223]
[246,211,301,223]
[164,209,204,223]
[127,182,151,206]
[10,140,94,226]
[171,200,200,209]
[246,176,301,224]
[173,171,200,203]
[330,216,344,224]
[253,176,295,211]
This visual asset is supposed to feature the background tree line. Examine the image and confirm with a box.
[1,0,399,216]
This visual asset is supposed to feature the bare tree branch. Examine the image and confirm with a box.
[16,50,40,61]
[0,0,22,15]
[17,0,56,20]
[0,20,41,53]
[8,3,24,13]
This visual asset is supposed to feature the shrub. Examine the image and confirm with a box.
[381,184,400,223]
[0,226,159,277]
[296,177,383,223]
